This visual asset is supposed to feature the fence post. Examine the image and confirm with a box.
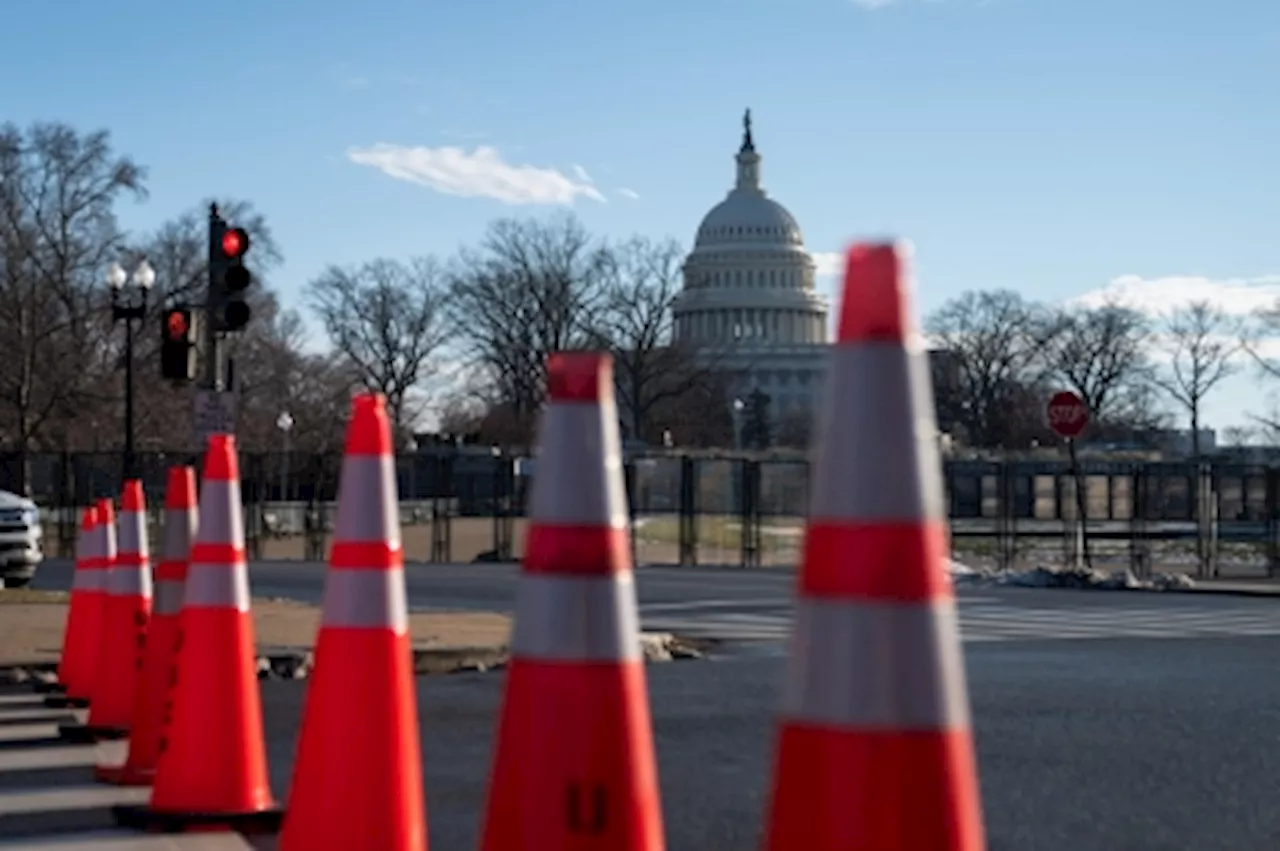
[678,456,697,566]
[740,458,761,569]
[430,452,453,563]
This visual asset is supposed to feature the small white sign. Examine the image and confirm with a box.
[193,389,238,448]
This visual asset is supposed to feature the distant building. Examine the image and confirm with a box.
[669,109,954,440]
[670,109,831,421]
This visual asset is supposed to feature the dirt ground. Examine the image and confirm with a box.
[0,591,511,666]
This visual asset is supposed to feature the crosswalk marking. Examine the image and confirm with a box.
[640,600,1280,644]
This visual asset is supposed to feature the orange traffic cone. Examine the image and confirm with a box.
[99,467,198,786]
[84,483,153,741]
[479,352,665,851]
[278,393,426,851]
[762,242,986,850]
[59,497,125,742]
[44,506,103,707]
[113,436,283,834]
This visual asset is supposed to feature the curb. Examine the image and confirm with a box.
[1,633,709,686]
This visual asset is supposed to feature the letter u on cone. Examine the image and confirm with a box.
[279,393,427,851]
[114,436,282,833]
[762,242,986,850]
[479,352,665,851]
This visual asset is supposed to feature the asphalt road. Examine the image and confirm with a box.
[19,559,1280,848]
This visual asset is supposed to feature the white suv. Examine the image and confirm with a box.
[0,490,43,588]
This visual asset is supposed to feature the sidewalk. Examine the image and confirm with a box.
[0,590,512,670]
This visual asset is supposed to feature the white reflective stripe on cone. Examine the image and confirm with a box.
[110,564,153,598]
[810,344,946,522]
[320,568,409,631]
[333,456,402,547]
[162,508,197,561]
[510,573,642,663]
[184,564,252,611]
[781,596,970,730]
[101,522,117,561]
[153,579,186,615]
[528,402,629,528]
[196,480,245,548]
[71,570,104,592]
[117,510,148,559]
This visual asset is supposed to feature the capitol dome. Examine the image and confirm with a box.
[671,110,829,349]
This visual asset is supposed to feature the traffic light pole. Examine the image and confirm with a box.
[206,203,226,392]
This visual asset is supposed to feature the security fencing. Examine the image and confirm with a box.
[5,450,1278,580]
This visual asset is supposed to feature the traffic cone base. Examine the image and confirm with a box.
[279,628,423,850]
[768,726,984,849]
[482,661,662,850]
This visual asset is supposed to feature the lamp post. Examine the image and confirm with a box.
[731,397,746,451]
[276,411,294,501]
[107,259,156,481]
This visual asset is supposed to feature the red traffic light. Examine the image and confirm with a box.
[165,309,190,341]
[221,227,250,258]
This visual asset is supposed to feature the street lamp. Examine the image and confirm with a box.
[731,397,746,452]
[276,412,294,501]
[108,259,156,480]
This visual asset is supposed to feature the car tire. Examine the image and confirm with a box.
[1,575,33,589]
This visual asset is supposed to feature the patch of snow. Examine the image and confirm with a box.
[947,557,1197,593]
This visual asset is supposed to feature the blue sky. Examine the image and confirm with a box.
[6,0,1279,434]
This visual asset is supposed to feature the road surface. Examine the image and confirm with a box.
[15,560,1280,848]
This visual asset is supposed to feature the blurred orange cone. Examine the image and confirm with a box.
[44,506,103,707]
[83,482,153,740]
[278,393,426,851]
[762,242,986,850]
[479,352,665,851]
[59,497,132,742]
[114,437,282,834]
[99,467,198,786]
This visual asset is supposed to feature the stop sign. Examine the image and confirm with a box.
[1047,391,1089,439]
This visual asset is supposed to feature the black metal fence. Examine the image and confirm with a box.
[8,450,1278,579]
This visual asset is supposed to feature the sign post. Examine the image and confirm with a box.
[1047,391,1091,570]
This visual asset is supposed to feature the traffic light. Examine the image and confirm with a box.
[210,222,253,332]
[161,306,197,382]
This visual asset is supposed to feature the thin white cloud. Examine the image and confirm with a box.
[811,251,844,277]
[346,144,606,206]
[616,187,640,201]
[851,0,897,8]
[571,164,593,184]
[1070,273,1280,318]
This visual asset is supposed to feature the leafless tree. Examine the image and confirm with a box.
[1039,302,1152,422]
[307,256,451,440]
[0,122,147,457]
[446,214,611,444]
[925,290,1051,448]
[593,235,717,441]
[1152,301,1241,458]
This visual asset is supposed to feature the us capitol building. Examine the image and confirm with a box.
[670,110,831,421]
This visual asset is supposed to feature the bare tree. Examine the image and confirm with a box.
[0,122,147,457]
[1152,301,1240,458]
[307,256,451,440]
[925,290,1050,448]
[1039,302,1152,422]
[446,214,610,444]
[593,235,716,441]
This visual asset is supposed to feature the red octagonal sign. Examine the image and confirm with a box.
[1047,391,1090,439]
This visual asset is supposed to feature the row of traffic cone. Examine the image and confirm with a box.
[33,240,986,849]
